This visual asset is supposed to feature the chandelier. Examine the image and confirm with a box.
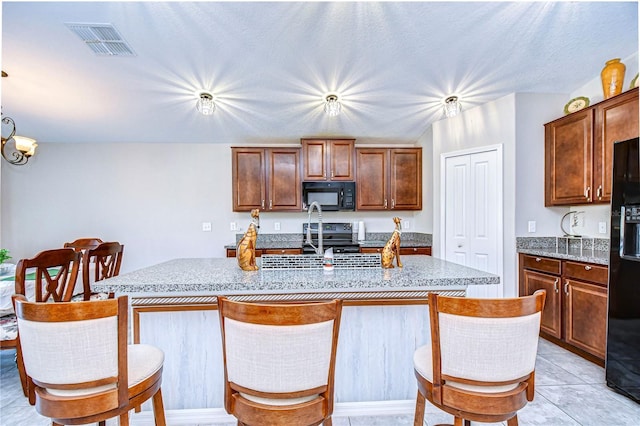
[443,96,462,118]
[1,116,37,166]
[324,94,341,117]
[196,92,215,115]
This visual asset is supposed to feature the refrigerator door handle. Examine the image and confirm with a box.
[620,205,626,258]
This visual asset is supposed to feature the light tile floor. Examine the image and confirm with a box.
[1,339,639,425]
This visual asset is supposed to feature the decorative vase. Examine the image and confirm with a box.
[601,58,626,99]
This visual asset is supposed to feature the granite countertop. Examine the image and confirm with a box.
[518,247,609,265]
[516,236,610,265]
[94,256,498,295]
[225,232,432,250]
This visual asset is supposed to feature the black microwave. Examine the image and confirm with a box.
[302,181,356,211]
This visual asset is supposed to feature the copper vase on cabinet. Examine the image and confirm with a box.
[601,58,626,99]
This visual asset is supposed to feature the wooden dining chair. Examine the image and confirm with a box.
[217,296,343,426]
[413,290,546,426]
[64,237,104,252]
[77,241,124,301]
[1,248,81,396]
[13,294,166,426]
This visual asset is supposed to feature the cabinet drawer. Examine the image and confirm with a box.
[564,261,608,285]
[522,255,561,275]
[262,249,302,255]
[360,247,383,254]
[399,247,432,256]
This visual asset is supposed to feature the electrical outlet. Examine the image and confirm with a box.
[202,222,212,232]
[599,222,607,234]
[274,222,281,231]
[402,220,410,229]
[528,221,536,233]
[230,222,237,231]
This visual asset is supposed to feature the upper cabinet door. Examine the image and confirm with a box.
[301,140,327,181]
[545,109,594,206]
[594,88,639,202]
[232,148,266,211]
[356,148,388,210]
[389,148,422,210]
[267,148,302,211]
[301,139,355,181]
[329,139,356,181]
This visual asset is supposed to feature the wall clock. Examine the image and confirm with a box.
[564,96,590,115]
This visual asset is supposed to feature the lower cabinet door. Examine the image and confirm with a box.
[564,279,608,359]
[523,270,562,339]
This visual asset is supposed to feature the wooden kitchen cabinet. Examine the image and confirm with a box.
[545,88,639,206]
[226,248,302,257]
[521,256,562,338]
[519,253,608,363]
[301,138,355,181]
[360,246,431,255]
[356,148,422,210]
[232,147,302,212]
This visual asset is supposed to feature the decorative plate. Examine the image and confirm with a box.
[631,73,639,89]
[564,96,590,115]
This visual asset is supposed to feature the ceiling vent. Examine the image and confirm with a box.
[65,23,135,56]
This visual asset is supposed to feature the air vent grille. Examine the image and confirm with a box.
[66,23,135,56]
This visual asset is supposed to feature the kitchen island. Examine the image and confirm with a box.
[94,255,498,423]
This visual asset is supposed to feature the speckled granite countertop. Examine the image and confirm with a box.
[516,237,610,265]
[94,256,498,295]
[518,248,609,265]
[225,232,432,250]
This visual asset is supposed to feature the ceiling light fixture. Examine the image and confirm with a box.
[324,94,341,117]
[1,116,38,166]
[196,92,215,115]
[443,96,462,118]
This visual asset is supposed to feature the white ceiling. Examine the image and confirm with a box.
[1,1,638,145]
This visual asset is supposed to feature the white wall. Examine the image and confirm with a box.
[1,142,425,272]
[514,93,570,237]
[432,92,574,297]
[432,93,516,296]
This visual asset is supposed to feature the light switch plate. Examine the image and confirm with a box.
[402,220,410,229]
[598,222,607,234]
[202,222,212,232]
[528,221,536,233]
[274,222,281,231]
[229,222,237,231]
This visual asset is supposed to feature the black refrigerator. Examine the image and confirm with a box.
[607,136,640,402]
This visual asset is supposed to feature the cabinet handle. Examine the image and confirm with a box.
[554,278,559,293]
[585,186,591,200]
[597,185,602,200]
[585,265,592,271]
[262,200,265,209]
[331,170,334,178]
[392,199,396,209]
[564,281,569,295]
[535,257,541,262]
[384,199,388,209]
[413,248,418,252]
[281,250,285,253]
[269,200,273,209]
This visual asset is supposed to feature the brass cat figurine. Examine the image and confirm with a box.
[237,209,260,271]
[381,217,403,269]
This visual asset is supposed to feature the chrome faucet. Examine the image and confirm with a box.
[306,201,323,255]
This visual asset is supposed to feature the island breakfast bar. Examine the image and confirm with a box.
[94,255,499,424]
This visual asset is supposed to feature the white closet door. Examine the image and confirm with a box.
[444,148,501,297]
